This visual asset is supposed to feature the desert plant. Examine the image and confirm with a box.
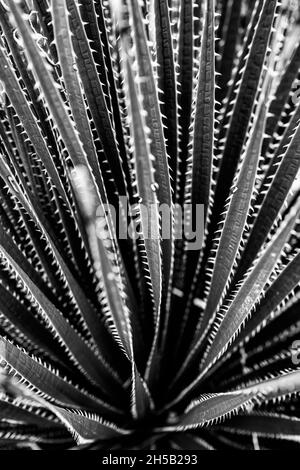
[0,0,300,450]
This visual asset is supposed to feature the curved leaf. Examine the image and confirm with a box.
[128,0,173,293]
[231,250,300,351]
[213,0,277,227]
[219,412,300,438]
[51,0,108,204]
[65,0,126,197]
[174,391,256,429]
[0,338,115,415]
[236,103,300,279]
[0,44,68,204]
[174,81,270,383]
[0,240,120,395]
[201,201,300,376]
[51,407,129,443]
[152,0,178,196]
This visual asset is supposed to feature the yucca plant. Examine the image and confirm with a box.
[0,0,300,450]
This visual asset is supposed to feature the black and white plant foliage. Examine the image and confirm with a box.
[0,0,299,450]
